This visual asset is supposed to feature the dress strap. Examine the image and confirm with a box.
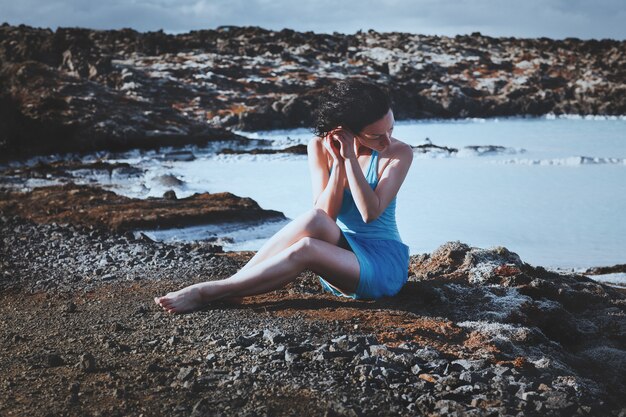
[366,150,379,182]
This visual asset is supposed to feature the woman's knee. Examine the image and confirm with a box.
[300,208,337,237]
[287,236,317,266]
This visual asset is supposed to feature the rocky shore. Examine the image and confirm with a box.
[1,23,625,159]
[0,183,285,233]
[1,185,625,415]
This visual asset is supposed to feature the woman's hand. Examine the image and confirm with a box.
[328,126,357,160]
[323,133,342,165]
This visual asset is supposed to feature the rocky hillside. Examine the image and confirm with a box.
[1,23,624,159]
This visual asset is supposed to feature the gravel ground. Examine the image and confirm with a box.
[1,215,625,417]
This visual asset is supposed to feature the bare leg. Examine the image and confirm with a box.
[223,208,346,304]
[154,237,360,313]
[240,208,345,272]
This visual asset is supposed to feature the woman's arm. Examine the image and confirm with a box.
[332,128,413,223]
[307,137,346,220]
[344,145,413,223]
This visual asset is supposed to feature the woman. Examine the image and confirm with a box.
[154,79,413,313]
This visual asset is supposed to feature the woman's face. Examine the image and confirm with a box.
[355,109,394,152]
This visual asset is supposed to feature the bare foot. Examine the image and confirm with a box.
[154,282,219,314]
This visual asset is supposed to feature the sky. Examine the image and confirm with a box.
[1,0,625,40]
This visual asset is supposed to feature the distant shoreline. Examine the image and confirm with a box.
[4,22,624,42]
[1,23,624,159]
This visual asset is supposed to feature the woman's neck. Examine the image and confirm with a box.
[354,143,373,157]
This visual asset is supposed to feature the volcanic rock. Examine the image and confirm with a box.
[2,24,624,159]
[0,182,285,232]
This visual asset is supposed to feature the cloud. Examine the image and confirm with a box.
[1,0,624,39]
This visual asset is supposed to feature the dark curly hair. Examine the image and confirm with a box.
[312,79,392,138]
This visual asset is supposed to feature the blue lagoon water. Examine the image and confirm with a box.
[190,116,625,271]
[12,116,626,272]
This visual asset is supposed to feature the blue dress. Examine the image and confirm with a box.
[318,150,410,300]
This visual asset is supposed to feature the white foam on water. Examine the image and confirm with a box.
[457,146,526,157]
[586,273,626,287]
[207,153,307,163]
[544,114,626,121]
[138,218,290,251]
[497,156,626,166]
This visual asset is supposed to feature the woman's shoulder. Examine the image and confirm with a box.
[309,135,334,156]
[375,138,412,178]
[383,138,413,162]
[307,136,333,170]
[307,136,328,158]
[307,136,324,150]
